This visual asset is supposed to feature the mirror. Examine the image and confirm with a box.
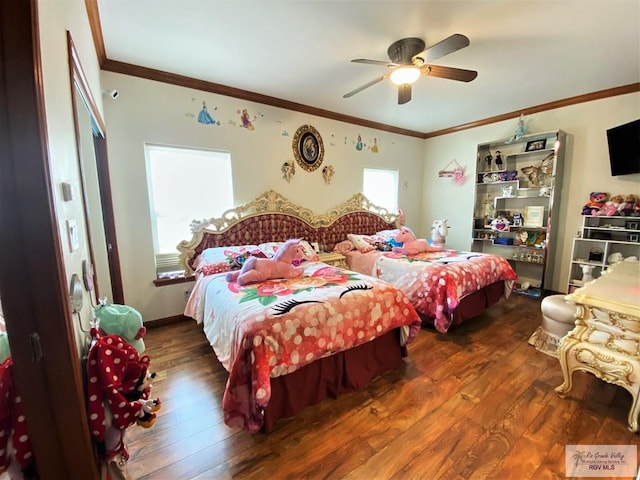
[68,32,124,304]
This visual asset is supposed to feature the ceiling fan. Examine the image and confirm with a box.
[343,34,478,105]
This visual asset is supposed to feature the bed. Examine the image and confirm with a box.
[342,247,517,333]
[178,191,421,433]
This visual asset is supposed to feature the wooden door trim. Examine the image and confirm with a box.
[67,32,124,304]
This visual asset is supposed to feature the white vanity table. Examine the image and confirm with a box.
[555,261,640,431]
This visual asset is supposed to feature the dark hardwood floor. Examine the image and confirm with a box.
[125,295,639,479]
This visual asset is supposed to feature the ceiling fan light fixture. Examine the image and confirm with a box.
[390,66,421,86]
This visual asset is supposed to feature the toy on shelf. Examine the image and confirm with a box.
[490,216,511,232]
[581,264,594,283]
[595,194,624,216]
[618,193,638,216]
[581,192,608,215]
[505,114,527,144]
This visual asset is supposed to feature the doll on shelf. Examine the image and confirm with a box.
[484,153,493,171]
[495,151,503,170]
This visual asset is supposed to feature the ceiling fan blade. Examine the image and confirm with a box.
[423,64,478,82]
[398,84,412,105]
[413,33,470,64]
[343,74,388,98]
[351,58,398,67]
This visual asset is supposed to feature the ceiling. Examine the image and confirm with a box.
[96,0,640,136]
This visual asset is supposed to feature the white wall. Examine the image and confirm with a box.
[100,72,425,321]
[422,92,640,293]
[38,0,103,352]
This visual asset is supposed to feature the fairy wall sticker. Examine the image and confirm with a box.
[355,134,363,151]
[370,137,379,153]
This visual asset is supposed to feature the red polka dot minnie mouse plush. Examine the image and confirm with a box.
[87,304,162,468]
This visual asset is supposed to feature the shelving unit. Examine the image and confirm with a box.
[567,215,640,293]
[471,130,566,298]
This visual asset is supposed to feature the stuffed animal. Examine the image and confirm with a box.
[393,227,443,255]
[582,192,608,215]
[490,216,510,232]
[225,238,305,285]
[595,194,623,216]
[94,303,147,354]
[86,328,161,470]
[618,193,637,216]
[431,219,449,246]
[0,357,35,478]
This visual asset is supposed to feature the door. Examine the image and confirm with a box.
[0,0,99,477]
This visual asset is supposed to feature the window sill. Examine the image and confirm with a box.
[153,275,195,287]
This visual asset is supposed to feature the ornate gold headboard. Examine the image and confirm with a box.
[177,190,398,274]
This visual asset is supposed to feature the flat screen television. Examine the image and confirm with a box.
[606,119,640,176]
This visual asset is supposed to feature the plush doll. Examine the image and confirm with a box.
[225,238,305,285]
[581,192,608,215]
[393,227,443,255]
[86,328,161,473]
[0,356,35,479]
[618,194,637,216]
[595,194,623,216]
[431,219,449,247]
[94,302,147,354]
[490,216,511,232]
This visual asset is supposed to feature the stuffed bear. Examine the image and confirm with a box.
[582,192,608,215]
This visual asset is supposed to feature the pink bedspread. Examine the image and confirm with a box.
[345,249,517,333]
[185,262,420,432]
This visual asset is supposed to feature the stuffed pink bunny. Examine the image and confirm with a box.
[392,227,443,255]
[225,238,305,285]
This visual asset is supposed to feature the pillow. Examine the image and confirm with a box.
[375,229,400,241]
[347,234,375,253]
[333,240,355,254]
[258,240,318,261]
[194,245,262,275]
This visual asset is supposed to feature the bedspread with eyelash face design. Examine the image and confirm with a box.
[374,250,517,333]
[193,262,420,433]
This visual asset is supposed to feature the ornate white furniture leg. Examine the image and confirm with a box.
[555,262,640,432]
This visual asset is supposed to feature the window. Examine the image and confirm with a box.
[145,144,233,275]
[363,168,398,213]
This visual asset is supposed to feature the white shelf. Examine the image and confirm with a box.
[471,130,566,294]
[567,215,640,292]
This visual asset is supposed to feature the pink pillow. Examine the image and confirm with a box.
[333,240,355,254]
